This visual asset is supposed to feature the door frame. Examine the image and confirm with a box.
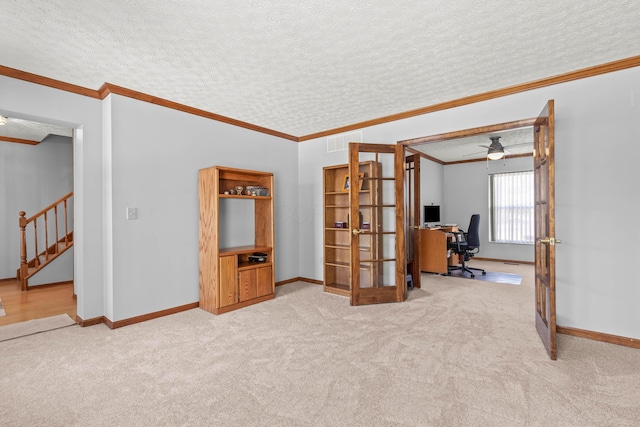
[399,118,538,146]
[398,114,555,357]
[404,152,421,289]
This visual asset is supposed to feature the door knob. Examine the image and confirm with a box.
[352,228,365,235]
[538,237,562,245]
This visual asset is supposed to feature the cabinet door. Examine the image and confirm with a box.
[239,265,273,301]
[239,269,258,302]
[219,256,238,307]
[256,265,273,297]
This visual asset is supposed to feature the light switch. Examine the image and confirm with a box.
[126,207,137,220]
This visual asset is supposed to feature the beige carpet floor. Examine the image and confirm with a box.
[1,261,638,426]
[0,313,76,342]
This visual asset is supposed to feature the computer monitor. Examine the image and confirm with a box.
[424,205,440,223]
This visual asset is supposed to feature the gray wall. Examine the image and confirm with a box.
[3,64,639,340]
[296,140,356,283]
[1,76,104,321]
[298,66,640,340]
[1,75,299,323]
[420,157,444,224]
[104,94,299,321]
[0,135,73,280]
[443,156,534,262]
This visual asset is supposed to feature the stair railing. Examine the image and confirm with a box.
[18,192,74,290]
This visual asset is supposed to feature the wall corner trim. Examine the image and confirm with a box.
[75,315,106,327]
[276,277,323,286]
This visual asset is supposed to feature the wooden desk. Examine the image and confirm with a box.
[419,227,459,274]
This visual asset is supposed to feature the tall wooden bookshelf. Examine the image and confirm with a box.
[323,161,381,297]
[199,166,275,314]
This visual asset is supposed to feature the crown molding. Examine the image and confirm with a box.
[0,135,40,145]
[3,55,640,143]
[0,65,101,98]
[0,65,297,142]
[298,55,640,141]
[97,83,298,141]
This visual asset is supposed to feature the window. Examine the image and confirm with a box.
[489,171,534,244]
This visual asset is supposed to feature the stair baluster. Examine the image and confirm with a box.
[17,192,74,290]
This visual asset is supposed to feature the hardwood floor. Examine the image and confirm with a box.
[0,279,76,326]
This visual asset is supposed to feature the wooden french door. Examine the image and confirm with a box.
[405,153,421,289]
[349,143,406,306]
[534,100,559,360]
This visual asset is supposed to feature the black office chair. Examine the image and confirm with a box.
[447,214,486,278]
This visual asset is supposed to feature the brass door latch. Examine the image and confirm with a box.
[538,237,562,246]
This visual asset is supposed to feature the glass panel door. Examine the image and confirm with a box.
[349,143,406,305]
[534,100,558,360]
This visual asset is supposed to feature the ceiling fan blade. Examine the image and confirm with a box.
[503,142,533,149]
[503,147,534,155]
[478,145,491,149]
[462,150,487,158]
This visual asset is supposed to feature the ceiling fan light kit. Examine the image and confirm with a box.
[487,148,505,160]
[0,115,7,126]
[486,136,505,160]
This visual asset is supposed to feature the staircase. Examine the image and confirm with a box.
[17,192,74,290]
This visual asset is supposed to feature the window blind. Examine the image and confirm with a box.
[489,171,534,244]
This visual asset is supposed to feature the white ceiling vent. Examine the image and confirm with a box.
[327,131,362,153]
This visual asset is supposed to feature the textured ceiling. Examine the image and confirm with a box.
[0,116,72,142]
[412,126,533,163]
[1,1,639,138]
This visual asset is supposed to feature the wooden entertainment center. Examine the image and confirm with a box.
[198,166,275,314]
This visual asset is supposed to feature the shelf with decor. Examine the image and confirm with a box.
[323,161,380,297]
[199,166,275,314]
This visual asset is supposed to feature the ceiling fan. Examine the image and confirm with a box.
[471,135,533,160]
[481,136,507,160]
